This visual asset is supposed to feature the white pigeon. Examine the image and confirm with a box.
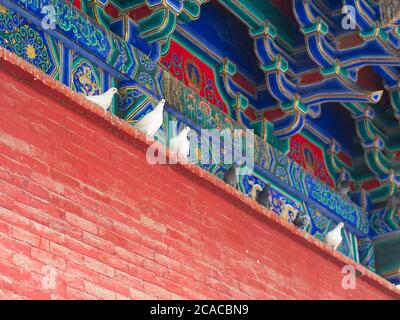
[135,99,165,138]
[85,87,119,111]
[170,127,191,161]
[325,222,344,250]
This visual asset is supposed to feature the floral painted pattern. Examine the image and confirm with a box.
[0,7,56,75]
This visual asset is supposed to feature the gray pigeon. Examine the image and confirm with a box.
[256,184,271,208]
[293,210,310,231]
[223,164,238,189]
[86,87,119,111]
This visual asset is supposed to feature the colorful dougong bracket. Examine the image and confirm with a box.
[295,0,400,69]
[252,19,383,139]
[349,73,400,208]
[217,57,261,123]
[87,0,207,60]
[293,0,400,205]
[218,58,237,97]
[353,98,400,205]
[232,93,249,125]
[326,139,349,185]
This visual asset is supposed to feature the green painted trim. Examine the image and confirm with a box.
[375,234,400,276]
[138,9,176,43]
[301,19,328,35]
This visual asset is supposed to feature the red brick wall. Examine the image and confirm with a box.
[0,51,399,300]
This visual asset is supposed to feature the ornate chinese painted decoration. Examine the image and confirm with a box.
[288,134,334,188]
[379,0,400,24]
[1,0,400,284]
[161,39,228,114]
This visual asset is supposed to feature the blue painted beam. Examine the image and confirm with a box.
[0,0,132,81]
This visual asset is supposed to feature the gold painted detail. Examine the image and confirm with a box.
[26,44,36,60]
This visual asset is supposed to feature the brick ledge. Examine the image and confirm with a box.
[0,47,399,298]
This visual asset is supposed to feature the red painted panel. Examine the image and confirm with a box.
[338,151,352,167]
[244,107,257,120]
[338,33,364,49]
[105,3,119,19]
[232,72,257,97]
[362,179,382,190]
[263,108,285,121]
[72,0,81,10]
[300,71,324,85]
[357,67,383,90]
[161,39,228,113]
[288,134,334,187]
[128,5,153,21]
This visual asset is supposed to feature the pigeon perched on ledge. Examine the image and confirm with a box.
[223,164,239,189]
[85,87,119,111]
[256,184,271,209]
[170,126,191,161]
[325,222,344,250]
[337,179,350,197]
[135,99,165,138]
[336,171,350,197]
[293,210,310,231]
